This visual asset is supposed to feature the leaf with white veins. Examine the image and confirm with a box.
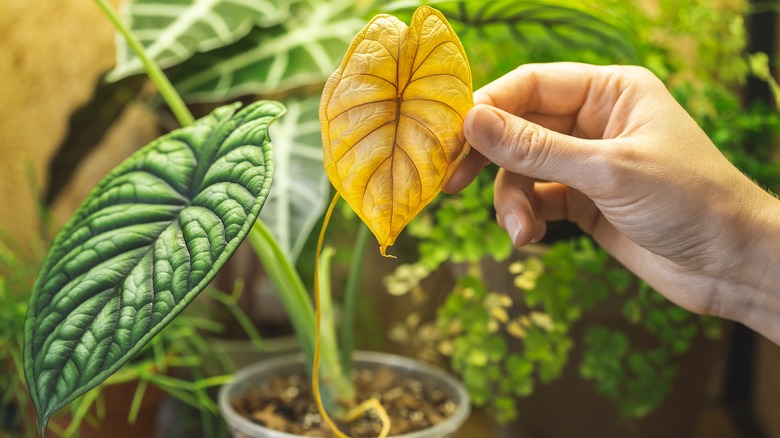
[261,97,329,262]
[171,0,364,102]
[107,0,294,82]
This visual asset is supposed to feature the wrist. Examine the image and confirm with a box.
[716,190,780,343]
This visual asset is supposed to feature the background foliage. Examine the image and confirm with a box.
[382,0,778,424]
[6,0,778,435]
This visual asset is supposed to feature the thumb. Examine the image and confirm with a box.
[464,104,600,188]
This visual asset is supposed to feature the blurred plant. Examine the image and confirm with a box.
[524,239,722,419]
[435,274,570,424]
[0,241,36,437]
[389,237,723,422]
[385,0,775,425]
[107,0,364,102]
[748,52,780,110]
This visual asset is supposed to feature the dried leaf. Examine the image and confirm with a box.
[320,6,472,256]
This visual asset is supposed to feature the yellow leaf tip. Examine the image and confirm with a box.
[379,245,396,259]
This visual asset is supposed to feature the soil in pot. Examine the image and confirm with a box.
[230,365,460,437]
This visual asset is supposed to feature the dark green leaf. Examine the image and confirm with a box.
[24,100,285,433]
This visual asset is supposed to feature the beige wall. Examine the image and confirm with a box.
[0,0,123,249]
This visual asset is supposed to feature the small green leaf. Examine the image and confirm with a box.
[506,354,532,382]
[607,268,631,294]
[748,52,780,111]
[622,299,642,325]
[470,349,489,367]
[494,396,517,423]
[24,100,285,433]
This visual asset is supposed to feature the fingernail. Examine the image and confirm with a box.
[467,106,504,149]
[504,214,522,246]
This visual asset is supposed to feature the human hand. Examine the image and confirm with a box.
[445,62,780,338]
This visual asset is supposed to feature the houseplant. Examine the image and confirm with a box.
[23,1,476,437]
[19,0,780,438]
[161,2,482,435]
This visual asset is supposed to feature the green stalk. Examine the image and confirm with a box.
[249,221,316,367]
[339,224,369,373]
[318,247,355,403]
[94,0,195,127]
[249,222,354,406]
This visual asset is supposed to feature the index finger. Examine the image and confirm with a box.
[475,62,622,117]
[446,63,624,194]
[474,62,625,139]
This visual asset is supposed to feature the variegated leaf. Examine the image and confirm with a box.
[107,0,293,82]
[260,97,329,262]
[171,0,364,102]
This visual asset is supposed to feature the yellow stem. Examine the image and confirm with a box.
[314,193,392,438]
[343,398,391,438]
[314,193,349,438]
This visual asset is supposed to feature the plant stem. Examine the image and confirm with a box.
[251,220,353,408]
[94,0,195,127]
[317,246,355,402]
[249,221,316,367]
[340,223,369,373]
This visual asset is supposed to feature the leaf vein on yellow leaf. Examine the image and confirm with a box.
[320,6,472,256]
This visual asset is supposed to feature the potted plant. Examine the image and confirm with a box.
[20,0,779,437]
[23,1,476,437]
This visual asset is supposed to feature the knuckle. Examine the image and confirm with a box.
[595,141,644,189]
[616,65,664,89]
[621,65,655,79]
[505,122,552,172]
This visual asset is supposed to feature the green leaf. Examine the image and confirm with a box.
[107,0,293,82]
[607,268,631,294]
[506,354,533,382]
[493,396,517,423]
[748,52,780,111]
[259,97,329,262]
[171,0,364,102]
[24,100,285,433]
[622,299,642,325]
[386,0,639,62]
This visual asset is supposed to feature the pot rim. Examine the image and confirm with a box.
[219,350,471,438]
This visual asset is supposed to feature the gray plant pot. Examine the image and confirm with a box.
[219,351,471,438]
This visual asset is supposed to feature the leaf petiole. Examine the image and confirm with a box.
[94,0,194,127]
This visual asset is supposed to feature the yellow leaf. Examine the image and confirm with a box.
[320,6,472,256]
[507,320,527,339]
